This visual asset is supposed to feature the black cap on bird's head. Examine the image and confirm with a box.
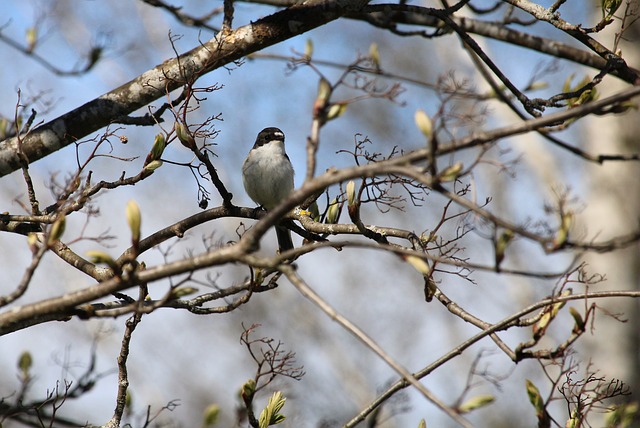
[254,127,285,148]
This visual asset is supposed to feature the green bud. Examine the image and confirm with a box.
[527,81,548,91]
[203,403,220,426]
[458,394,495,414]
[86,250,116,266]
[175,122,196,149]
[564,75,598,108]
[569,307,584,332]
[574,87,598,106]
[346,181,357,206]
[47,214,66,246]
[496,230,514,250]
[420,231,437,243]
[253,268,264,286]
[533,311,551,338]
[26,27,37,52]
[18,351,33,379]
[0,118,8,139]
[601,0,622,19]
[525,379,544,415]
[405,255,431,276]
[325,103,347,121]
[565,409,579,428]
[126,200,142,245]
[561,211,573,232]
[304,39,313,59]
[414,109,433,139]
[551,289,570,317]
[308,201,320,222]
[495,230,514,268]
[169,287,199,299]
[438,162,463,182]
[150,133,166,161]
[553,228,567,249]
[259,391,286,428]
[604,402,638,428]
[316,78,332,105]
[241,379,256,401]
[314,77,332,120]
[424,275,437,302]
[552,211,573,249]
[369,42,380,68]
[144,160,163,172]
[346,180,359,222]
[325,198,341,224]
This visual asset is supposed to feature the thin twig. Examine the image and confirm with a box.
[280,265,474,428]
[104,285,147,428]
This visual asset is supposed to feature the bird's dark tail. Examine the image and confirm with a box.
[275,223,294,253]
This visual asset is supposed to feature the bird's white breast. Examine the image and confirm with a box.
[242,141,294,210]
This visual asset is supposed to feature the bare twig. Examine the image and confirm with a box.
[104,285,147,428]
[280,265,474,428]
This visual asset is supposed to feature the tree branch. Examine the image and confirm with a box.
[280,265,474,428]
[0,0,371,177]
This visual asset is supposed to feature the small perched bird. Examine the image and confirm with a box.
[242,127,295,252]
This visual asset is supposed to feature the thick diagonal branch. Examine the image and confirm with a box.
[0,0,370,177]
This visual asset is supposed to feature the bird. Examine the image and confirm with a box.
[242,127,295,252]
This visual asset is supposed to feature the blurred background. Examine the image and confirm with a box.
[0,0,638,426]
